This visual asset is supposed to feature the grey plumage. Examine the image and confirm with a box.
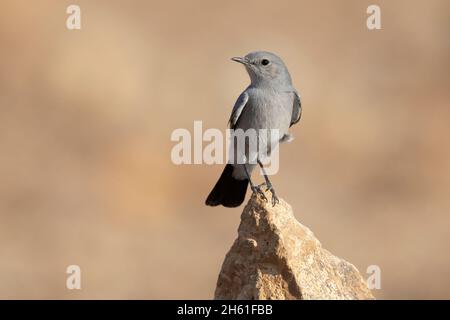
[206,51,301,207]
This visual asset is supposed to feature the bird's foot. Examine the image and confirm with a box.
[251,185,268,202]
[265,184,279,207]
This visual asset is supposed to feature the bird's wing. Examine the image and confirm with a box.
[290,90,302,127]
[228,91,249,129]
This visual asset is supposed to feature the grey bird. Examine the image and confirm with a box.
[205,51,301,207]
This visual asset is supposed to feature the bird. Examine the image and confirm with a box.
[205,51,301,208]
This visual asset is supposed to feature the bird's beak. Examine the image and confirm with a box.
[231,56,249,65]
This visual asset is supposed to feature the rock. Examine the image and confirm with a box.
[214,191,374,300]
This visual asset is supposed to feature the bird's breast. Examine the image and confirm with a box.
[238,89,293,132]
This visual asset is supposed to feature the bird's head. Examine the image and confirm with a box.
[231,51,292,87]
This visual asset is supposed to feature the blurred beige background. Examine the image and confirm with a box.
[1,0,449,299]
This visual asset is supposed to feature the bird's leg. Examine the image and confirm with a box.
[257,160,279,206]
[243,164,267,202]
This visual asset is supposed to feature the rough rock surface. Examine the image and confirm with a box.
[214,191,374,300]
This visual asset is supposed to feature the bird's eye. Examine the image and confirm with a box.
[261,59,270,66]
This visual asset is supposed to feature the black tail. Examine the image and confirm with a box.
[205,164,249,208]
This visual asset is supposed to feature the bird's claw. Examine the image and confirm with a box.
[251,185,268,202]
[252,183,279,206]
[266,184,279,207]
[270,192,280,206]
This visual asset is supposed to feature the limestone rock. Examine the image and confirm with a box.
[214,191,374,300]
